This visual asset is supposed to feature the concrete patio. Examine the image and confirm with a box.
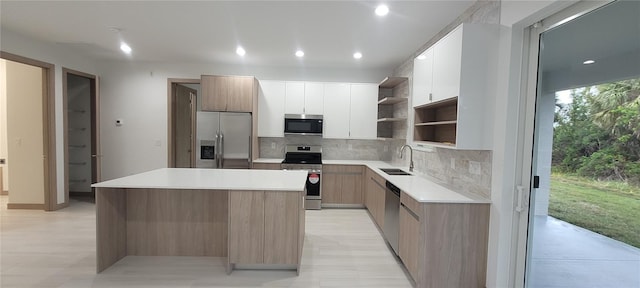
[529,215,640,288]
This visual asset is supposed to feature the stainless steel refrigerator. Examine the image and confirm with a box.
[196,112,252,169]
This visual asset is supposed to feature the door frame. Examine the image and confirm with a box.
[0,51,57,211]
[512,1,612,286]
[167,78,199,168]
[62,67,100,203]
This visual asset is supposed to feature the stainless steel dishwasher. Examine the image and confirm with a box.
[383,180,401,255]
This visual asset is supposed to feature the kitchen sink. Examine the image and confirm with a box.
[379,168,412,176]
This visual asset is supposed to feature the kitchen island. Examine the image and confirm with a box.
[92,168,308,274]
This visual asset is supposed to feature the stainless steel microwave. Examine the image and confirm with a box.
[284,114,323,136]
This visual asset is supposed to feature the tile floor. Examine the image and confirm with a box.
[0,196,413,288]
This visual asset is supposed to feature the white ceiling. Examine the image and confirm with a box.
[0,1,476,71]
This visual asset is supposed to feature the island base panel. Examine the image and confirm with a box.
[96,188,127,273]
[126,189,228,257]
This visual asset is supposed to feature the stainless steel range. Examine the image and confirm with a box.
[281,145,322,210]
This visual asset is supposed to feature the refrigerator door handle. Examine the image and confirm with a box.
[219,132,224,168]
[215,131,220,168]
[248,135,252,168]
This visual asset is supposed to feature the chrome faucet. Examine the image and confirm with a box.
[400,144,414,172]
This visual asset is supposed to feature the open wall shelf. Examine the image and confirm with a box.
[413,97,458,145]
[377,77,408,139]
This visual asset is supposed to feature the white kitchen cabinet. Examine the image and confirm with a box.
[322,83,351,139]
[412,23,498,150]
[258,80,286,137]
[284,81,324,115]
[412,48,433,108]
[432,25,463,102]
[284,82,305,114]
[304,82,324,115]
[349,83,378,139]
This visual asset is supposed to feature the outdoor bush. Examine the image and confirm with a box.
[553,78,640,186]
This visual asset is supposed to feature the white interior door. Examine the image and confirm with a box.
[4,60,45,205]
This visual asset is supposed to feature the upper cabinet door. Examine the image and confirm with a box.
[412,48,434,107]
[284,82,305,114]
[349,83,378,139]
[201,75,254,112]
[323,83,351,139]
[258,80,286,137]
[202,75,228,111]
[432,25,463,102]
[304,82,324,115]
[226,76,254,112]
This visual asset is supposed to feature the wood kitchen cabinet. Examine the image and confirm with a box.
[202,75,256,112]
[365,168,386,228]
[321,165,364,205]
[399,192,421,282]
[396,193,490,288]
[228,190,304,270]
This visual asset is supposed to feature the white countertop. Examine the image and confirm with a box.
[256,158,490,204]
[92,168,308,191]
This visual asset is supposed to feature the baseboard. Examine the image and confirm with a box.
[7,203,45,210]
[0,190,7,196]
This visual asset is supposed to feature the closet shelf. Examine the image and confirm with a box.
[414,120,457,126]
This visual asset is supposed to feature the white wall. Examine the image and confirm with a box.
[1,29,99,204]
[97,60,388,180]
[487,1,577,287]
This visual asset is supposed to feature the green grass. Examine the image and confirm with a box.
[549,172,640,248]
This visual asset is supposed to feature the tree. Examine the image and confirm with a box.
[552,78,640,185]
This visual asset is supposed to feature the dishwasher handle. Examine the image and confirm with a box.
[385,181,401,197]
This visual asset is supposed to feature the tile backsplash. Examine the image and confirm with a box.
[259,137,491,198]
[259,136,404,161]
[391,147,492,199]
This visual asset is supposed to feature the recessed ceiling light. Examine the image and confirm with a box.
[375,4,389,16]
[120,42,132,54]
[295,50,305,57]
[353,52,363,59]
[236,46,246,56]
[583,59,595,65]
[417,54,426,60]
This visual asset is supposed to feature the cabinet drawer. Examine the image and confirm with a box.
[400,191,421,217]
